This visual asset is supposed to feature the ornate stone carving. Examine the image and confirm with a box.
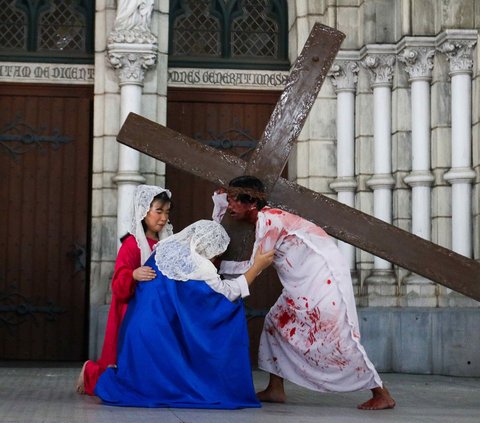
[108,49,157,85]
[108,0,157,44]
[398,47,435,80]
[329,61,359,92]
[361,54,396,87]
[107,0,158,85]
[108,28,157,45]
[438,40,476,74]
[116,0,154,31]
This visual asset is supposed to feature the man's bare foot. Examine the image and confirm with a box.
[75,360,89,394]
[357,387,396,410]
[256,388,287,403]
[257,373,287,403]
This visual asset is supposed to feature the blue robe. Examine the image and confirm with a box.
[95,254,260,409]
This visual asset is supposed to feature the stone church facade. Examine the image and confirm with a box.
[1,1,479,375]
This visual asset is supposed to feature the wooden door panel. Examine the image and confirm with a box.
[0,84,92,361]
[166,88,283,365]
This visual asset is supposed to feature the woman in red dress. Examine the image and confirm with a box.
[76,184,173,395]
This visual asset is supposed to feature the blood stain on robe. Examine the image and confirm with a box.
[266,209,283,215]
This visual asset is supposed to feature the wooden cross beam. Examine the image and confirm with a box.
[117,23,480,302]
[118,113,480,301]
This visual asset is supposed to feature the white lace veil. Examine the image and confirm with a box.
[154,220,230,282]
[129,184,173,264]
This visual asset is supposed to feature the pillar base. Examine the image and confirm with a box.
[364,269,398,306]
[401,273,437,307]
[438,288,480,307]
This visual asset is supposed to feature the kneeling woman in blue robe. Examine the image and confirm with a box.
[95,220,274,409]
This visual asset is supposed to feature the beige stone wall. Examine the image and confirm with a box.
[91,0,120,308]
[90,0,480,312]
[286,0,480,306]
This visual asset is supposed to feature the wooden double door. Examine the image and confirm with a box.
[0,84,92,361]
[166,88,283,365]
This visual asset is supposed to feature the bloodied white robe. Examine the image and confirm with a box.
[213,193,383,393]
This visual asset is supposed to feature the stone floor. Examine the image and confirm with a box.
[0,364,479,423]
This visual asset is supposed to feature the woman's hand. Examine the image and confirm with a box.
[252,247,275,273]
[133,266,157,281]
[243,247,275,286]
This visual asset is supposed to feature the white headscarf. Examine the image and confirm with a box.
[129,184,173,264]
[154,220,230,282]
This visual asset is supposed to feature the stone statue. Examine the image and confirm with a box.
[108,0,156,44]
[114,0,154,32]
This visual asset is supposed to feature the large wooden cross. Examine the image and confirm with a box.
[118,23,480,302]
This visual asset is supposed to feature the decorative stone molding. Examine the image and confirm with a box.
[364,270,398,307]
[107,0,158,86]
[404,171,435,188]
[330,177,357,193]
[366,174,395,190]
[0,62,94,85]
[361,54,396,87]
[437,30,477,75]
[112,172,146,186]
[107,0,158,252]
[443,167,476,184]
[108,29,157,45]
[168,68,289,90]
[438,40,476,74]
[108,44,158,86]
[437,30,477,259]
[398,47,435,81]
[329,61,359,92]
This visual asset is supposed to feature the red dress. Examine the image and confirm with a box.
[83,235,157,395]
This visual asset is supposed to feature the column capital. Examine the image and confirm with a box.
[329,61,359,93]
[107,0,158,86]
[437,32,477,75]
[398,47,435,81]
[107,43,158,86]
[361,54,396,88]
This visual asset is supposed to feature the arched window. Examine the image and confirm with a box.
[169,0,288,70]
[0,0,93,63]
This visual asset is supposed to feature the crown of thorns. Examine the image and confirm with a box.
[226,186,267,201]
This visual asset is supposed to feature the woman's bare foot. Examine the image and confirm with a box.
[357,387,396,410]
[75,360,89,394]
[256,388,287,403]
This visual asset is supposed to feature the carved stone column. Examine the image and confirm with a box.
[398,43,437,306]
[361,51,397,305]
[437,31,477,259]
[329,60,359,272]
[108,1,158,244]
